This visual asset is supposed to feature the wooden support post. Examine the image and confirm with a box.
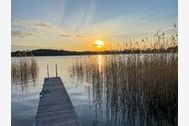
[55,64,58,77]
[47,65,49,78]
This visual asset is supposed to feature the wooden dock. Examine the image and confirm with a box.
[35,77,80,126]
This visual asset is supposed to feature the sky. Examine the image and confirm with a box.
[11,0,178,51]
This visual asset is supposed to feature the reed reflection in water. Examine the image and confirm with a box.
[11,58,39,86]
[70,54,177,126]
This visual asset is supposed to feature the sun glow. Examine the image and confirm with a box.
[94,40,105,48]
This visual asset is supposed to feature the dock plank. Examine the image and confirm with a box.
[35,77,80,126]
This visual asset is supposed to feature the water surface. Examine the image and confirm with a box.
[11,54,177,126]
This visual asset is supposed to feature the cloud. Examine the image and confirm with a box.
[11,30,36,37]
[11,19,88,51]
[59,34,86,38]
[12,20,87,39]
[12,20,71,38]
[12,20,56,33]
[59,34,71,37]
[34,22,52,28]
[75,35,86,38]
[62,0,96,33]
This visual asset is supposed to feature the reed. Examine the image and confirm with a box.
[70,28,178,126]
[71,53,177,126]
[11,58,39,84]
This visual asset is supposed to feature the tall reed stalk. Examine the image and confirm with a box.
[11,58,39,85]
[71,53,177,126]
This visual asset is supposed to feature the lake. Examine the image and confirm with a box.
[11,54,178,126]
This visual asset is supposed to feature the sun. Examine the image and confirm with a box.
[94,40,105,48]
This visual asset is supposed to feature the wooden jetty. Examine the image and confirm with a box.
[35,77,80,126]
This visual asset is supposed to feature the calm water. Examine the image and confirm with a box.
[11,54,177,126]
[11,55,104,126]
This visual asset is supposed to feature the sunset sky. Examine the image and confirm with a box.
[11,0,177,51]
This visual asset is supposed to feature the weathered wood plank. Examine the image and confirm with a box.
[35,77,80,126]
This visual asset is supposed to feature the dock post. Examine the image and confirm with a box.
[47,65,49,78]
[55,64,58,77]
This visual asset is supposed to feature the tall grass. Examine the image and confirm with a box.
[70,53,177,126]
[70,26,178,126]
[115,25,178,53]
[11,58,39,85]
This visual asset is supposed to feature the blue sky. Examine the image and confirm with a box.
[11,0,178,51]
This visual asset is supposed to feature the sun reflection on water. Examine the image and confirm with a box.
[97,55,102,72]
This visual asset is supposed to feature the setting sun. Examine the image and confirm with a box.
[94,40,105,48]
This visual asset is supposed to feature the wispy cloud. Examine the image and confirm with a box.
[75,35,86,38]
[59,34,71,37]
[12,20,69,37]
[11,0,177,51]
[59,34,86,38]
[11,30,36,38]
[11,19,91,51]
[62,0,96,34]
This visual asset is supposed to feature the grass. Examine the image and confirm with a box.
[70,27,178,126]
[11,58,39,85]
[71,53,177,126]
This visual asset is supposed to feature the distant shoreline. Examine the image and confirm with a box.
[11,46,178,57]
